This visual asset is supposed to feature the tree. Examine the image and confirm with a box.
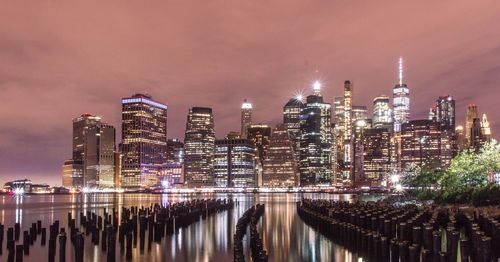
[441,140,500,190]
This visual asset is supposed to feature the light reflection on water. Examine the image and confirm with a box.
[0,193,385,261]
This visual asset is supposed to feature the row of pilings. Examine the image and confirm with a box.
[234,204,268,262]
[0,198,234,262]
[297,199,500,262]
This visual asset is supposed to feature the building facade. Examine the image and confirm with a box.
[262,125,297,187]
[373,96,392,128]
[343,81,353,183]
[183,107,215,187]
[400,120,451,170]
[214,139,255,187]
[83,123,116,188]
[299,82,333,186]
[121,94,168,189]
[362,128,391,185]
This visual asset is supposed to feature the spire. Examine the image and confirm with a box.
[398,57,403,86]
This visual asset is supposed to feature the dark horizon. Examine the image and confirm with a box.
[1,1,499,185]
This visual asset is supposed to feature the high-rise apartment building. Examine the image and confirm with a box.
[262,125,297,187]
[299,81,333,186]
[184,107,215,187]
[121,94,168,189]
[214,138,255,187]
[393,57,410,132]
[241,99,252,139]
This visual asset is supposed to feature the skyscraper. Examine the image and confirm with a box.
[62,114,117,189]
[214,138,255,187]
[299,81,333,186]
[283,97,304,139]
[247,124,272,162]
[465,104,478,146]
[121,94,168,189]
[283,97,304,161]
[434,95,456,132]
[333,96,345,183]
[62,114,102,189]
[393,57,410,132]
[247,124,271,186]
[84,123,116,188]
[184,107,216,187]
[373,96,392,128]
[166,139,184,164]
[262,125,298,187]
[343,80,353,183]
[470,117,484,150]
[400,120,451,170]
[362,127,391,185]
[481,114,492,142]
[241,99,252,138]
[352,105,368,123]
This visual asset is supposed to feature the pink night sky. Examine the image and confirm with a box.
[0,1,499,185]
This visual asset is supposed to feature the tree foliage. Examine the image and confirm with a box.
[404,140,500,205]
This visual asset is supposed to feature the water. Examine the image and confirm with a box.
[0,193,386,261]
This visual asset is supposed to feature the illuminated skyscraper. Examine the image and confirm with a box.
[481,114,492,142]
[184,107,215,187]
[343,80,353,183]
[352,105,368,123]
[400,120,451,170]
[214,139,255,187]
[373,96,392,128]
[393,57,410,132]
[434,95,456,132]
[247,124,271,186]
[465,104,478,146]
[333,96,345,182]
[283,97,304,161]
[84,123,116,188]
[299,81,333,186]
[247,124,272,162]
[121,94,168,189]
[262,125,298,187]
[62,114,102,189]
[362,127,391,185]
[241,99,252,138]
[455,125,467,151]
[470,118,484,150]
[283,97,304,139]
[166,139,184,164]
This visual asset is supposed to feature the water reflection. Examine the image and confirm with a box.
[0,193,385,261]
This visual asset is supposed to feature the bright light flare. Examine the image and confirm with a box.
[313,80,321,91]
[13,187,24,196]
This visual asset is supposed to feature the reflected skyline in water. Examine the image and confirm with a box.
[0,193,384,261]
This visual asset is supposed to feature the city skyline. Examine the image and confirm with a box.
[1,1,500,186]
